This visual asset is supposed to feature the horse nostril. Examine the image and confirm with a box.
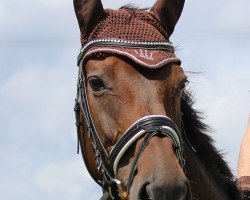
[139,182,152,200]
[185,181,192,200]
[138,181,188,200]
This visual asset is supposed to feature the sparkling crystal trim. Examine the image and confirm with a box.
[77,38,175,66]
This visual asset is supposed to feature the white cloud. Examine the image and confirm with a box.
[0,148,101,200]
[218,0,250,28]
[0,0,77,39]
[34,160,101,200]
[182,39,250,172]
[0,62,75,138]
[0,3,7,28]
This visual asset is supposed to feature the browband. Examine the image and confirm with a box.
[77,38,175,66]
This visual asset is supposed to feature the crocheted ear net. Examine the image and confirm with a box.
[80,9,180,68]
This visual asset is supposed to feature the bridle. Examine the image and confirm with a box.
[74,39,193,200]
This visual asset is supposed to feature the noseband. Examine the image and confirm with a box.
[74,41,188,200]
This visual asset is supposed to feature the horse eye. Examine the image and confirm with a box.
[88,77,106,92]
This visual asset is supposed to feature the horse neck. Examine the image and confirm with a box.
[181,91,240,199]
[184,145,237,200]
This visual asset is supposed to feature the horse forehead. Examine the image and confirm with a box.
[85,56,138,75]
[85,56,185,82]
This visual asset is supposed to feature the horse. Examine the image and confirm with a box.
[73,0,241,199]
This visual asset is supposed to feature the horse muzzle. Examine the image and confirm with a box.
[137,180,190,200]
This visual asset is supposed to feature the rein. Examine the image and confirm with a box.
[74,40,192,200]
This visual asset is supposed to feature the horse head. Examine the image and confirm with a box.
[73,0,240,199]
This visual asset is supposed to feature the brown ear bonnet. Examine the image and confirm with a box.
[74,0,185,68]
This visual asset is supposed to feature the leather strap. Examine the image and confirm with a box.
[237,176,250,200]
[77,39,175,66]
[243,190,250,200]
[99,191,112,200]
[126,130,160,192]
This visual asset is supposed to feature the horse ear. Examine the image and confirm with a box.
[73,0,106,39]
[150,0,185,37]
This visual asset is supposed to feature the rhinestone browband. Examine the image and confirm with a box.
[77,38,175,66]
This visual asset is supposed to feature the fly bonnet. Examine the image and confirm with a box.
[75,0,185,68]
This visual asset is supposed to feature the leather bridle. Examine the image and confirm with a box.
[74,40,191,200]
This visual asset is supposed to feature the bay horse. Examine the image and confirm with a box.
[73,0,241,199]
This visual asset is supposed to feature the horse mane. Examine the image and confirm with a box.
[181,90,240,198]
[119,4,149,11]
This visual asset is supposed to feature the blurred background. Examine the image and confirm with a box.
[0,0,249,199]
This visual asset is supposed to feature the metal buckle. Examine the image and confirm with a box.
[108,179,128,200]
[243,190,250,199]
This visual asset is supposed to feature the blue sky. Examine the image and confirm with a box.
[0,0,249,199]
